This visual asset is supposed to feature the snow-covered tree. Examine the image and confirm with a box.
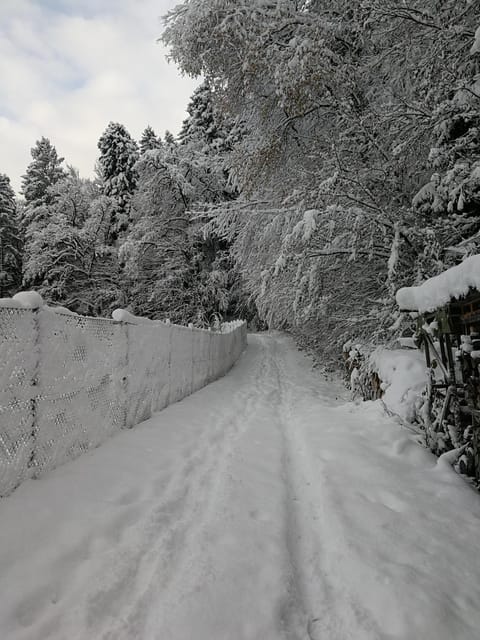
[121,88,241,324]
[0,173,21,297]
[97,122,139,241]
[20,161,125,315]
[21,137,66,206]
[139,126,161,154]
[22,186,124,315]
[20,137,67,234]
[179,81,231,150]
[163,130,177,148]
[48,167,98,228]
[162,0,480,360]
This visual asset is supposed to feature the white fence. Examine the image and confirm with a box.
[0,307,247,497]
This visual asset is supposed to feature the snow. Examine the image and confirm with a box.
[395,336,416,349]
[1,333,480,640]
[387,224,400,280]
[369,347,427,421]
[111,309,244,332]
[11,291,44,309]
[471,25,480,54]
[112,308,157,324]
[44,305,78,316]
[0,295,77,314]
[0,292,67,312]
[291,209,318,242]
[0,298,23,309]
[396,254,480,312]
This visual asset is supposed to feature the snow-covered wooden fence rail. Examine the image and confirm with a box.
[0,304,247,497]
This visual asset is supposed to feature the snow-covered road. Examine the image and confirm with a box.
[2,333,480,640]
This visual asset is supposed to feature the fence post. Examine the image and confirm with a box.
[123,322,130,428]
[207,328,212,384]
[167,322,172,406]
[191,325,195,393]
[28,307,41,476]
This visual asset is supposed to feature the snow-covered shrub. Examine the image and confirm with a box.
[343,341,383,402]
[369,348,427,422]
[343,339,428,423]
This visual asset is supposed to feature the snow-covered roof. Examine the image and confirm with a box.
[396,255,480,313]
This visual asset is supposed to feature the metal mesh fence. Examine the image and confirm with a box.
[0,308,246,497]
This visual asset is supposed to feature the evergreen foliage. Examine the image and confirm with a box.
[97,122,139,241]
[120,87,244,325]
[179,81,228,150]
[163,130,177,147]
[20,137,66,232]
[139,126,161,154]
[21,137,66,206]
[0,174,21,297]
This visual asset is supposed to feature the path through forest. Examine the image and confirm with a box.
[1,334,480,639]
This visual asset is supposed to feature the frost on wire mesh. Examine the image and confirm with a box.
[126,322,171,426]
[0,308,37,495]
[0,308,247,497]
[34,311,128,475]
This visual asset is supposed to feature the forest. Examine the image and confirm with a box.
[1,0,480,367]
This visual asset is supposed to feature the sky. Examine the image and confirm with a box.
[0,0,199,193]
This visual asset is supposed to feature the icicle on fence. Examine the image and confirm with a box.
[0,300,247,497]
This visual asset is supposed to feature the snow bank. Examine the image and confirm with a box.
[0,293,78,316]
[45,305,78,316]
[396,255,480,312]
[112,308,158,325]
[11,291,44,309]
[112,309,244,333]
[221,319,245,333]
[0,299,247,497]
[370,348,427,422]
[0,298,23,309]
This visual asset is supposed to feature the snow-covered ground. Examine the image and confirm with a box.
[1,333,480,640]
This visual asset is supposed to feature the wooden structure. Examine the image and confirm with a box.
[414,289,480,479]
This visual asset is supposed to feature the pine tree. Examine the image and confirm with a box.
[179,81,226,148]
[0,173,21,297]
[97,122,139,241]
[139,126,161,154]
[163,130,177,147]
[21,137,66,206]
[121,82,241,324]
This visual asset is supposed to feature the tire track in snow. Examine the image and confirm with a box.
[271,335,384,640]
[247,335,309,639]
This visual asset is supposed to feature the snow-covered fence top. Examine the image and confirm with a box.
[396,255,480,313]
[0,292,247,497]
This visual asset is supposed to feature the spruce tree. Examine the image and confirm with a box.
[163,130,177,147]
[21,137,66,206]
[97,122,139,241]
[139,126,161,154]
[0,173,21,297]
[179,81,223,147]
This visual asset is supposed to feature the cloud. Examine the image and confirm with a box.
[0,0,198,192]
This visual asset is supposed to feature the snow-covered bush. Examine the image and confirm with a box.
[343,339,428,424]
